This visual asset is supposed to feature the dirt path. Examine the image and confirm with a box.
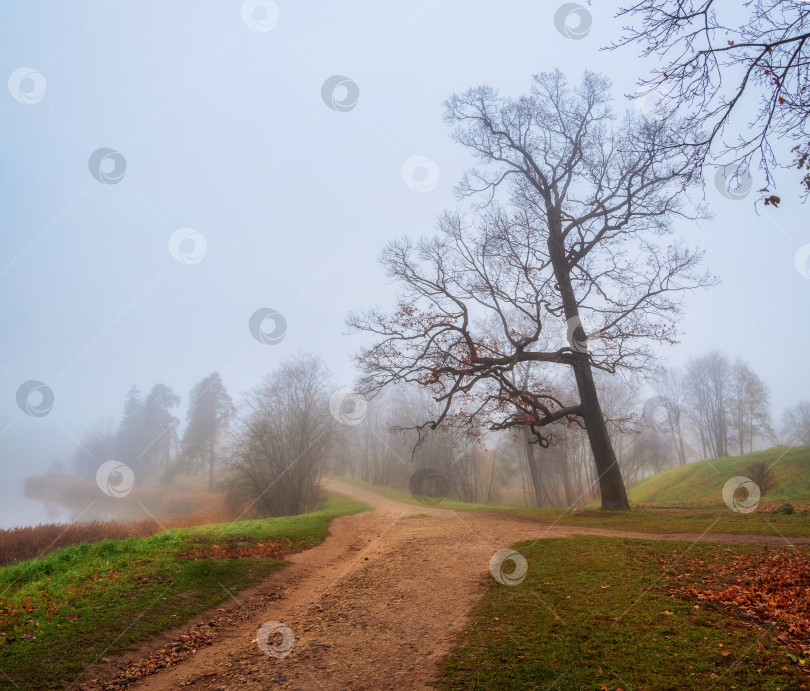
[103,481,810,691]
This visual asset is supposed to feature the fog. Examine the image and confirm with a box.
[1,1,807,528]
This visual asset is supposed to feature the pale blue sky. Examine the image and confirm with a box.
[1,1,807,526]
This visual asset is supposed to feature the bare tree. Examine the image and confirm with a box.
[745,460,776,496]
[685,351,732,458]
[329,387,410,486]
[227,353,332,517]
[781,399,810,446]
[612,0,810,200]
[402,388,491,504]
[653,367,689,465]
[684,353,774,459]
[727,359,773,454]
[349,71,713,509]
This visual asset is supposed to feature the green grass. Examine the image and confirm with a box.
[0,491,369,690]
[508,504,810,537]
[627,446,810,505]
[439,537,808,690]
[336,475,810,538]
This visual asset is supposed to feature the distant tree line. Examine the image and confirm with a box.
[652,350,775,463]
[63,346,808,517]
[67,356,338,517]
[334,347,808,510]
[71,373,234,491]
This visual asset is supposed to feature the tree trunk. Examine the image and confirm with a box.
[558,453,574,507]
[572,358,630,510]
[208,440,215,492]
[677,429,687,466]
[524,429,545,508]
[485,451,498,504]
[549,219,630,510]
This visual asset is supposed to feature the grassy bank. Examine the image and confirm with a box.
[336,476,810,538]
[439,537,808,689]
[0,491,369,690]
[509,504,810,538]
[628,446,810,505]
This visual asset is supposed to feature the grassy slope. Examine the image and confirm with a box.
[439,537,808,690]
[628,445,810,505]
[0,491,369,690]
[336,468,810,538]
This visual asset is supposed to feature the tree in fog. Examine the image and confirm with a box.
[330,384,496,504]
[227,354,332,517]
[116,386,148,467]
[622,428,671,484]
[351,386,425,487]
[727,359,773,454]
[141,384,181,472]
[652,368,689,466]
[71,418,117,477]
[422,422,489,503]
[685,352,774,458]
[179,372,235,490]
[685,351,732,458]
[332,389,411,487]
[498,360,550,508]
[596,372,640,481]
[781,400,810,447]
[350,71,713,509]
[612,0,810,200]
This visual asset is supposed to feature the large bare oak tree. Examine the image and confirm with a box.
[349,71,713,510]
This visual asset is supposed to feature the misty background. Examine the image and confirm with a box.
[1,1,807,528]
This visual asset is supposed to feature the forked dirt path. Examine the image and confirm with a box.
[107,480,810,691]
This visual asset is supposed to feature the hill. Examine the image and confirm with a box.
[627,445,810,506]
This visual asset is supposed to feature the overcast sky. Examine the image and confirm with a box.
[1,1,807,527]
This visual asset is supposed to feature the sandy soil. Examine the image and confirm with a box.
[88,480,810,691]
